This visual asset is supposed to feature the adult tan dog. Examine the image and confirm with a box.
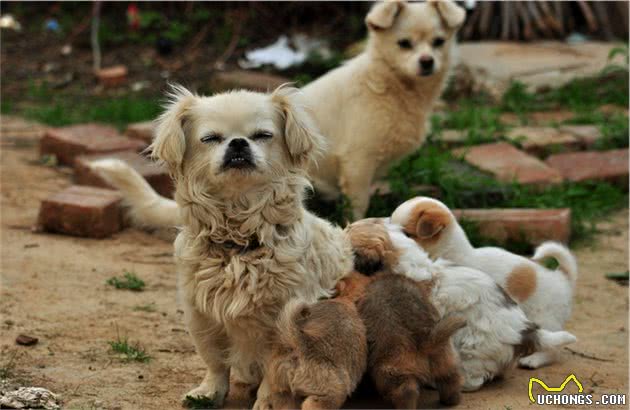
[303,0,465,218]
[87,1,466,228]
[91,86,353,409]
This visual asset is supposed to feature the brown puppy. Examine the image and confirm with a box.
[268,272,368,410]
[359,271,465,408]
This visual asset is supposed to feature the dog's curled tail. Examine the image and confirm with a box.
[532,241,578,286]
[518,324,577,357]
[430,315,466,346]
[89,158,181,228]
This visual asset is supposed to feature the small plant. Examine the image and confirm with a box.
[107,271,145,291]
[108,333,151,363]
[133,303,157,312]
[183,395,218,409]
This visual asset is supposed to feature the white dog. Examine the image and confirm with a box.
[391,196,578,369]
[345,218,577,392]
[303,0,465,218]
[88,1,465,227]
[91,86,353,409]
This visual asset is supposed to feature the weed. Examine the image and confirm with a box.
[133,303,157,312]
[107,271,146,291]
[183,395,218,409]
[0,351,18,379]
[108,334,151,363]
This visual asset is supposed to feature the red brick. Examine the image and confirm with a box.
[559,125,603,147]
[125,121,155,143]
[452,208,571,245]
[500,111,574,126]
[211,70,290,92]
[505,126,580,156]
[41,124,146,165]
[96,65,128,87]
[74,151,174,197]
[37,185,124,238]
[545,149,629,187]
[453,142,563,185]
[599,104,629,117]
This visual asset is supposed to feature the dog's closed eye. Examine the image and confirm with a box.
[201,132,223,144]
[251,130,273,141]
[432,37,445,47]
[397,38,413,49]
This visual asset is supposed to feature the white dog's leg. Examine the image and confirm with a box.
[184,308,230,406]
[252,374,273,410]
[339,161,376,220]
[519,350,557,369]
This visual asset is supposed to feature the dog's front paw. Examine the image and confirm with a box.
[252,395,273,410]
[183,372,229,408]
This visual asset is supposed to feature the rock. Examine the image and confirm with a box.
[505,126,580,156]
[74,151,174,198]
[95,65,128,88]
[211,70,290,92]
[452,208,572,245]
[0,387,60,410]
[559,125,603,147]
[41,124,145,166]
[453,142,563,185]
[436,129,468,147]
[458,41,622,95]
[545,149,629,188]
[125,121,155,144]
[500,111,575,127]
[15,334,38,346]
[37,185,124,238]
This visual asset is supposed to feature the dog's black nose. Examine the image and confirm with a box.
[419,55,434,70]
[229,138,249,150]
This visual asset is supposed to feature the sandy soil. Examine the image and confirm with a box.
[1,116,628,409]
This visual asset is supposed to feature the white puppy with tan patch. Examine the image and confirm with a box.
[304,0,465,218]
[346,218,577,392]
[92,86,353,409]
[391,197,578,369]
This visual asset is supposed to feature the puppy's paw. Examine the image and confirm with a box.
[518,351,555,369]
[183,372,229,408]
[461,375,485,392]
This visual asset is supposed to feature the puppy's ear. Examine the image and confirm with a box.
[272,86,326,168]
[365,1,404,31]
[414,207,451,239]
[429,0,466,29]
[150,84,195,173]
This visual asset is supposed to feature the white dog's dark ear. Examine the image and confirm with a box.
[272,86,326,168]
[150,84,194,172]
[365,1,404,31]
[429,0,466,29]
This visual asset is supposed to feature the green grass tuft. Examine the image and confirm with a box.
[107,271,146,291]
[108,335,151,363]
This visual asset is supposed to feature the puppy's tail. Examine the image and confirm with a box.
[532,241,578,286]
[89,158,181,228]
[276,299,312,350]
[518,323,577,357]
[429,315,466,347]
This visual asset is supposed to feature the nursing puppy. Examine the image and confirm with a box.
[347,219,577,392]
[359,269,465,408]
[93,86,354,409]
[391,197,578,369]
[303,0,465,218]
[268,272,368,410]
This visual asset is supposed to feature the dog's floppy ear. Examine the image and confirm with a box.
[150,84,195,173]
[271,86,326,168]
[414,208,449,239]
[429,0,466,29]
[365,1,404,31]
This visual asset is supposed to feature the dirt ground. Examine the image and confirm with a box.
[1,118,628,409]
